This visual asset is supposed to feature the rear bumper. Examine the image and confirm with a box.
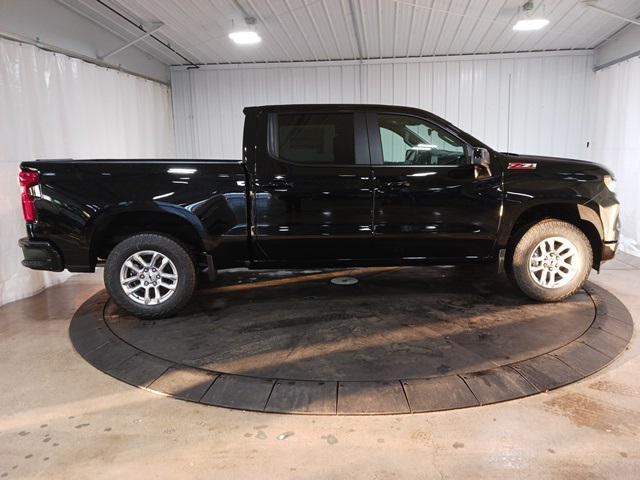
[19,237,64,272]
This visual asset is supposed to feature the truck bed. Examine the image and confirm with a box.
[28,158,242,163]
[20,158,249,271]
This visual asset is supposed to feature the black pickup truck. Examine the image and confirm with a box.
[18,104,620,318]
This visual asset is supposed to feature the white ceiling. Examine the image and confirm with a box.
[59,0,640,65]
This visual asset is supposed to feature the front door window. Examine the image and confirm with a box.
[378,114,467,166]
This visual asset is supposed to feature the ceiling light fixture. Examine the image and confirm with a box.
[513,1,550,31]
[229,30,261,44]
[229,17,261,45]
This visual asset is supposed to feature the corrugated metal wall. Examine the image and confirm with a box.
[171,51,593,160]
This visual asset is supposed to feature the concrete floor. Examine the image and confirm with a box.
[1,254,639,479]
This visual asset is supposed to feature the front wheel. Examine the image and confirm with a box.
[104,233,196,319]
[508,220,593,302]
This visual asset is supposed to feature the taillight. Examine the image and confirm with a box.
[19,170,40,222]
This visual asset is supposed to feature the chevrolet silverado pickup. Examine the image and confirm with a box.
[18,104,620,318]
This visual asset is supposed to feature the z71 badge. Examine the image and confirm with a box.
[507,162,537,170]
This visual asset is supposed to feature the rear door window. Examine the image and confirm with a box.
[277,113,355,165]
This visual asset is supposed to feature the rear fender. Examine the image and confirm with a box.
[87,203,212,258]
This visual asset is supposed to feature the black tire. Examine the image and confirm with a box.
[507,219,592,302]
[104,233,196,319]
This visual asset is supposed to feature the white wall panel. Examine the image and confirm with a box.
[172,51,594,161]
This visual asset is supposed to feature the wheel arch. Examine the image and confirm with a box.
[503,202,604,269]
[88,205,212,263]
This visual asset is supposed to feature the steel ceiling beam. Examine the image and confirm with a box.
[347,0,365,60]
[583,1,640,27]
[98,22,164,60]
[93,0,199,67]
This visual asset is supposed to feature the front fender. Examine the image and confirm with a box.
[497,200,604,248]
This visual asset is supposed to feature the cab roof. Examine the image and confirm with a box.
[243,104,490,150]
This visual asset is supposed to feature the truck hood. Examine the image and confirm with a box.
[500,153,613,176]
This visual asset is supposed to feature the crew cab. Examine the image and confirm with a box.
[18,104,620,318]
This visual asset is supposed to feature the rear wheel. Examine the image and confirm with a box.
[104,233,196,319]
[507,220,592,302]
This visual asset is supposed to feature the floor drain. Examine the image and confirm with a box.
[330,276,359,286]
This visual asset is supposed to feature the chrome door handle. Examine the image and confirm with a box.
[263,178,291,189]
[384,180,410,188]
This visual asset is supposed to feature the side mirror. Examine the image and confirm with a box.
[471,147,492,178]
[472,147,491,166]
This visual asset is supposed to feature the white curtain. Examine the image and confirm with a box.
[590,56,640,256]
[0,38,175,306]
